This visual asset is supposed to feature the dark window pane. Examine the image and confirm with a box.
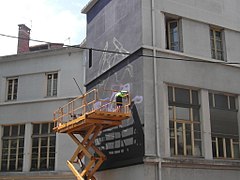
[209,93,213,107]
[194,140,202,156]
[33,124,40,135]
[169,121,174,130]
[32,148,38,158]
[49,152,55,158]
[225,138,231,158]
[170,139,175,155]
[50,136,56,146]
[49,147,55,153]
[41,137,48,147]
[47,74,52,80]
[2,152,8,159]
[41,147,47,157]
[41,123,49,134]
[10,154,16,159]
[229,96,236,110]
[53,73,58,79]
[168,86,173,102]
[175,87,190,104]
[193,108,200,122]
[11,140,17,148]
[32,138,39,147]
[49,159,55,170]
[176,107,190,120]
[186,124,192,155]
[40,159,47,169]
[218,138,224,157]
[17,160,23,171]
[210,109,238,135]
[177,123,184,155]
[11,125,18,136]
[233,144,240,159]
[3,126,10,137]
[9,160,16,170]
[194,131,201,140]
[10,148,16,155]
[50,123,54,133]
[214,94,228,109]
[1,160,8,171]
[192,90,199,105]
[169,106,173,120]
[19,125,25,136]
[2,140,9,148]
[19,139,24,147]
[31,159,38,170]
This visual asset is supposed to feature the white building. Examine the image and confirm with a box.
[0,25,85,179]
[82,0,240,179]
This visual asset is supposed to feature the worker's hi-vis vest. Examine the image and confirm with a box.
[115,92,127,98]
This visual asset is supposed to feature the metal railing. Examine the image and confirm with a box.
[53,89,130,128]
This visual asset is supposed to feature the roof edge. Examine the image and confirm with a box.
[81,0,99,14]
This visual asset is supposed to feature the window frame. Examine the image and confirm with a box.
[209,92,239,159]
[6,77,18,101]
[168,86,202,157]
[1,124,25,172]
[31,122,56,171]
[165,15,183,52]
[210,27,225,61]
[46,72,58,97]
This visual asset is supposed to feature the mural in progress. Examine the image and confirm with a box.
[91,38,144,169]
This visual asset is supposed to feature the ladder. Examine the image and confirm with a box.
[53,89,131,180]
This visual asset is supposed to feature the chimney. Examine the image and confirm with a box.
[17,24,31,53]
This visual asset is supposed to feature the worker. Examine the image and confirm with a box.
[115,90,129,112]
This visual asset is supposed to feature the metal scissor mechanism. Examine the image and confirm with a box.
[53,89,131,180]
[67,125,106,180]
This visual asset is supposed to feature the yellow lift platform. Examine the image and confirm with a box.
[53,89,131,180]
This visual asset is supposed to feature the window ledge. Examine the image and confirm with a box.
[142,45,240,68]
[162,157,240,170]
[0,171,73,178]
[0,96,78,106]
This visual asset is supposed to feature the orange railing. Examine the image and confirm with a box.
[53,89,131,128]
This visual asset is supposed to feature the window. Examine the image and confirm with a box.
[31,122,56,171]
[6,77,18,101]
[46,73,58,97]
[209,92,239,159]
[210,28,224,60]
[1,125,25,172]
[168,86,201,156]
[166,16,182,52]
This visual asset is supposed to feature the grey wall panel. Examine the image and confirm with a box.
[86,52,145,169]
[86,0,142,84]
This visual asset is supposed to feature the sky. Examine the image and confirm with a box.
[0,0,90,56]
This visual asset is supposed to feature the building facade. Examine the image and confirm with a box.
[82,0,240,179]
[0,47,85,179]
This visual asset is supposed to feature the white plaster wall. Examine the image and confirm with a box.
[55,133,77,171]
[0,48,85,173]
[0,49,85,103]
[0,99,68,124]
[162,167,240,180]
[157,0,240,31]
[182,19,211,59]
[156,52,240,94]
[18,73,46,101]
[225,29,240,63]
[96,164,156,180]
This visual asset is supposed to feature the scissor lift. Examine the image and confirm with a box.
[53,89,131,180]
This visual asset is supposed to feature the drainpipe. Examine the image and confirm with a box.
[151,0,161,179]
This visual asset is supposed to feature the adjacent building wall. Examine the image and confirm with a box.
[0,47,85,178]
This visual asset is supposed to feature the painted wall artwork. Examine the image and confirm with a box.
[86,38,145,169]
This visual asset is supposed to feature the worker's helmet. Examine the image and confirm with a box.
[120,90,128,94]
